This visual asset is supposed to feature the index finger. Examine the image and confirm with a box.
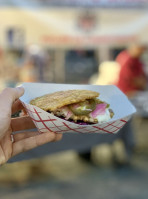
[12,99,24,115]
[11,116,36,132]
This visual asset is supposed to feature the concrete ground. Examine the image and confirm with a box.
[0,116,148,199]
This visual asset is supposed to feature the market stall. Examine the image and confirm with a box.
[0,0,147,162]
[0,1,148,83]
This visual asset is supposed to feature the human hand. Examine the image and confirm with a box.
[0,87,62,165]
[133,76,147,90]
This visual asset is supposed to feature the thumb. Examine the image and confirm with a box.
[0,87,24,110]
[13,87,25,100]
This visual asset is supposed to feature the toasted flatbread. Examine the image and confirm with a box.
[30,90,99,111]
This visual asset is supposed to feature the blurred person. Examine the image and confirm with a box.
[0,50,21,88]
[0,87,62,165]
[24,45,48,82]
[19,45,54,87]
[116,43,147,97]
[19,59,38,82]
[113,43,148,165]
[80,44,147,166]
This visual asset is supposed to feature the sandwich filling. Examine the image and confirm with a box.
[30,90,114,125]
[50,99,113,124]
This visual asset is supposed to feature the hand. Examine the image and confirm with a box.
[133,76,147,90]
[0,87,62,165]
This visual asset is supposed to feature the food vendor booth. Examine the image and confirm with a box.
[0,0,148,83]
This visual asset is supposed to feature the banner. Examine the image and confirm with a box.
[0,7,147,48]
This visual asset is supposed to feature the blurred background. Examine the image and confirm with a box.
[0,1,148,199]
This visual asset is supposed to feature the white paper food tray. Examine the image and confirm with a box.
[20,83,136,134]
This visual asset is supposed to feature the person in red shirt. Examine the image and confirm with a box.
[116,44,147,97]
[114,44,147,166]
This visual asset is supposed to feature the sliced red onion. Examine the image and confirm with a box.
[72,104,80,109]
[90,103,107,118]
[60,106,73,120]
[65,110,73,120]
